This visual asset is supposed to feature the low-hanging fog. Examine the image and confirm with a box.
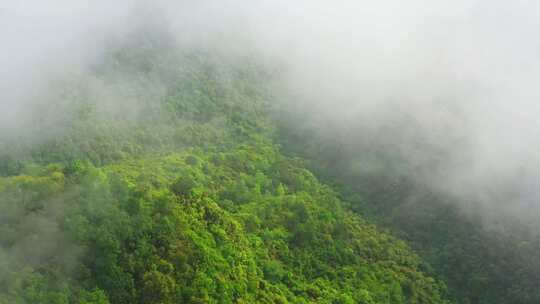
[2,0,540,227]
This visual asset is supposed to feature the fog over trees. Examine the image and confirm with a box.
[1,1,540,303]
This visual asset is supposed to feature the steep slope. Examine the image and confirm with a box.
[0,29,450,303]
[0,143,449,303]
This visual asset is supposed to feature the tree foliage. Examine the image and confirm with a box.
[0,26,453,303]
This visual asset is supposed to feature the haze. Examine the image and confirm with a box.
[2,0,540,225]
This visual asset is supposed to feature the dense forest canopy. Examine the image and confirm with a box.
[2,2,540,304]
[0,28,451,304]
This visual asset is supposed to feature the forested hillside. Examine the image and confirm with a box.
[0,29,451,303]
[3,2,540,304]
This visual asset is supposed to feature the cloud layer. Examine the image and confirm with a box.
[2,0,540,223]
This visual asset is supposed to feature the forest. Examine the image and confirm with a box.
[2,6,540,304]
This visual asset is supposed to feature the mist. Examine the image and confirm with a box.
[245,0,540,226]
[2,0,540,226]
